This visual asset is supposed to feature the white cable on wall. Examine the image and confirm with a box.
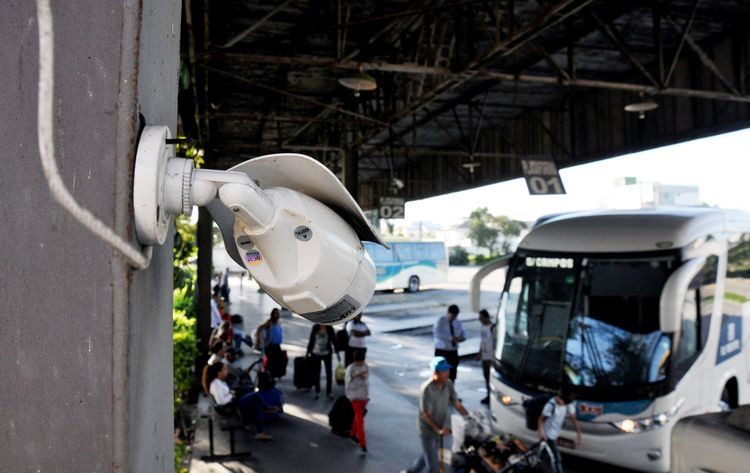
[36,0,152,270]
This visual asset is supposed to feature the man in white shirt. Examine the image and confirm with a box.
[345,314,371,366]
[207,362,277,440]
[433,305,466,382]
[538,391,583,473]
[477,309,494,404]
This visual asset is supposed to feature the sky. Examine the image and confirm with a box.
[405,128,750,226]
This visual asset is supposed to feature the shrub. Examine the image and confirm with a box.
[173,309,199,412]
[449,246,469,266]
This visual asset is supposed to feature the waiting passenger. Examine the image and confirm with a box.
[253,372,284,420]
[433,305,466,382]
[345,314,371,366]
[259,308,285,378]
[307,324,336,400]
[401,356,469,473]
[478,309,494,405]
[206,362,278,441]
[205,342,252,395]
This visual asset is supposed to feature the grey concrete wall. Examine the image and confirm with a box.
[128,0,182,472]
[0,1,180,472]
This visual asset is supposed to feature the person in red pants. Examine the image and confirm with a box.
[345,349,369,454]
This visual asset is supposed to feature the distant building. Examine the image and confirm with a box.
[610,178,700,209]
[648,184,701,206]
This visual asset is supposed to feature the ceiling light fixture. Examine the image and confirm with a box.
[625,92,659,119]
[462,160,481,174]
[338,66,377,97]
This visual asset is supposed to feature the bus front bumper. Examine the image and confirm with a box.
[489,399,671,473]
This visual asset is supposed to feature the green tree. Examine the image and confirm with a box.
[468,207,501,256]
[496,216,527,253]
[468,208,527,257]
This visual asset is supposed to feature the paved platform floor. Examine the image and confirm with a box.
[189,269,636,473]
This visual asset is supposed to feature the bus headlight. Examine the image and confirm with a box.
[614,419,638,433]
[611,398,684,433]
[490,385,515,406]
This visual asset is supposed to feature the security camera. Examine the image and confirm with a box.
[133,126,384,324]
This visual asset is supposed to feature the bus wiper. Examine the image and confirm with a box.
[516,302,548,381]
[580,320,614,386]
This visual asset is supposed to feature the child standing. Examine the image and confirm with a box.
[345,349,369,454]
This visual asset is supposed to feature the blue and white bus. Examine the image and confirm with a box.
[470,208,750,472]
[363,241,448,292]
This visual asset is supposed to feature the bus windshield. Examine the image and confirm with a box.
[498,253,677,394]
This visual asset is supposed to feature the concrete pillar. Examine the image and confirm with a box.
[0,1,181,472]
[345,148,360,202]
[196,207,213,367]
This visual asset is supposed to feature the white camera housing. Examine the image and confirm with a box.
[133,127,384,324]
[224,185,375,323]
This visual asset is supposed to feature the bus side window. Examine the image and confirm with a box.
[699,255,718,347]
[675,256,718,373]
[364,242,394,263]
[429,243,445,261]
[394,244,413,262]
[675,290,699,369]
[507,277,528,337]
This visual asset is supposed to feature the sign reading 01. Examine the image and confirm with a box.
[520,159,566,195]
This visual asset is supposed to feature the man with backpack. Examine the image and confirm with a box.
[537,391,583,473]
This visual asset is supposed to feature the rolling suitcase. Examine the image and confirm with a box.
[294,356,313,389]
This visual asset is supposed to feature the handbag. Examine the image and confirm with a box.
[335,351,346,385]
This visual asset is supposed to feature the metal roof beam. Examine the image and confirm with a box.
[589,10,659,86]
[665,0,700,87]
[478,70,750,102]
[350,0,596,148]
[664,12,741,96]
[200,64,388,126]
[218,0,292,49]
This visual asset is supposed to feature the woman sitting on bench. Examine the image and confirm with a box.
[207,362,279,441]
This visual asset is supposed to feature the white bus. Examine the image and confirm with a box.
[470,208,750,472]
[363,241,448,292]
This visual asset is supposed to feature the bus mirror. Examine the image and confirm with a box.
[659,257,706,334]
[470,255,512,312]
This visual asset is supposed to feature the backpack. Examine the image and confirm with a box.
[328,395,354,436]
[522,395,554,431]
[334,324,349,352]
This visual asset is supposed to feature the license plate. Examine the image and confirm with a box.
[557,437,575,450]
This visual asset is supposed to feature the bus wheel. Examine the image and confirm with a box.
[720,379,738,411]
[407,276,420,293]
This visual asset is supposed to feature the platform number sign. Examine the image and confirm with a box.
[378,196,405,219]
[520,159,566,195]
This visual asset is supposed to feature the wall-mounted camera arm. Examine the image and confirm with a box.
[134,126,382,324]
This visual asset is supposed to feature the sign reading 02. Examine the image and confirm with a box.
[378,196,405,219]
